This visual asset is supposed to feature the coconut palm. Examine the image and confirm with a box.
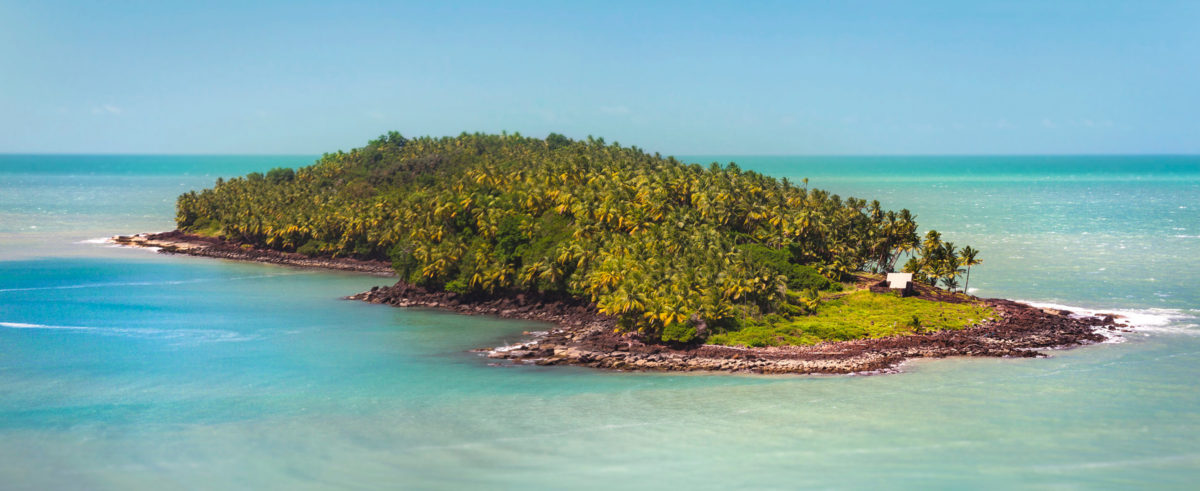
[959,246,981,294]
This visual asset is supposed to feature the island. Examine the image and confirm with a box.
[116,132,1127,374]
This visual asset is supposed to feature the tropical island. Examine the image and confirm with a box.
[117,132,1121,373]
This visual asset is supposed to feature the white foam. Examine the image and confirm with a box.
[0,320,256,343]
[491,342,527,353]
[77,237,113,244]
[0,321,62,329]
[1018,300,1199,338]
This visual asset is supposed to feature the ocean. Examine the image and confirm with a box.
[1,154,1197,489]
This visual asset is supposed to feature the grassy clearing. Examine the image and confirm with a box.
[707,290,997,347]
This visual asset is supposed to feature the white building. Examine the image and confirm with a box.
[886,273,914,290]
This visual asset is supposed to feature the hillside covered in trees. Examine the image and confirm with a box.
[176,132,980,343]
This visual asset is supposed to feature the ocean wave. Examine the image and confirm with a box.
[1018,300,1199,337]
[76,237,123,248]
[0,321,256,343]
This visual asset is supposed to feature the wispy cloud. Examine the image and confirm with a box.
[92,104,122,115]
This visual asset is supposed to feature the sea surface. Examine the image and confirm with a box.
[1,154,1197,489]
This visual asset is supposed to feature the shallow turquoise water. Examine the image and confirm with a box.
[1,155,1198,489]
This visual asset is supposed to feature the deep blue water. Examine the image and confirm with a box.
[1,155,1198,489]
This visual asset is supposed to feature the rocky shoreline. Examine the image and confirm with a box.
[111,231,395,276]
[353,281,1130,375]
[115,230,1130,375]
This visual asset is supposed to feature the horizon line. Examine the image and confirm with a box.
[1,152,1197,158]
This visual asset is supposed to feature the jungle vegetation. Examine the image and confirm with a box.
[176,132,985,344]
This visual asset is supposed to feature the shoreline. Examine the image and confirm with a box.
[115,230,1131,375]
[111,231,395,276]
[356,283,1127,374]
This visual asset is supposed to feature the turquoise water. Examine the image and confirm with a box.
[1,155,1198,489]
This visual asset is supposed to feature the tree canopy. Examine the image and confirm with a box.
[177,132,969,343]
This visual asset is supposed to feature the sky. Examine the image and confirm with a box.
[1,0,1197,155]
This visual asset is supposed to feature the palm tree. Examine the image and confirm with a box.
[939,241,960,290]
[959,246,981,294]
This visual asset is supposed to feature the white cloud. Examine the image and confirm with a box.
[92,104,122,115]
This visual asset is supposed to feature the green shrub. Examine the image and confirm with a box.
[186,217,222,237]
[296,239,321,256]
[266,167,295,184]
[388,242,419,279]
[789,264,837,291]
[739,244,836,291]
[661,322,697,343]
[494,214,529,263]
[444,277,470,294]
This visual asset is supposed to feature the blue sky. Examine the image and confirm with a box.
[1,0,1197,155]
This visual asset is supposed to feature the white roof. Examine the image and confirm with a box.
[886,273,913,289]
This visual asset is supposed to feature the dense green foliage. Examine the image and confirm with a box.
[737,243,841,292]
[707,290,997,347]
[177,132,977,343]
